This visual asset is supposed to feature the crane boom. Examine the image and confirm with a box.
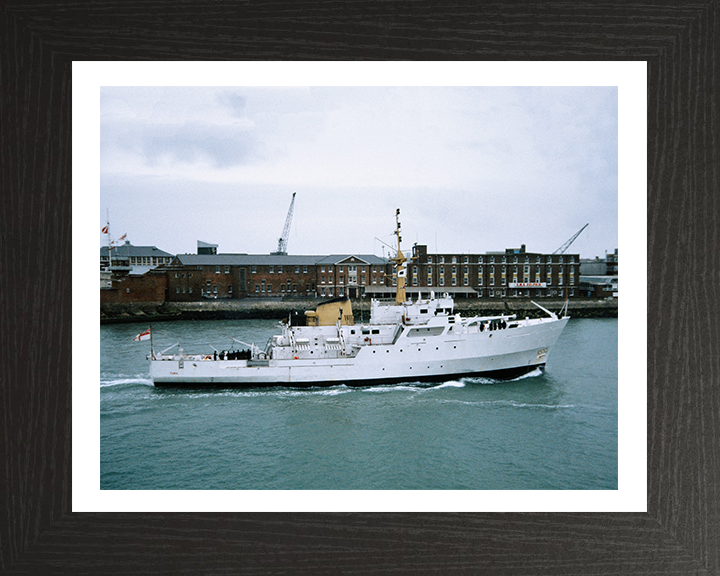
[272,192,296,255]
[553,223,588,254]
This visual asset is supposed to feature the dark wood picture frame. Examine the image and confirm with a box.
[2,2,718,574]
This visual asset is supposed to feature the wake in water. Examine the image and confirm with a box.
[100,374,153,388]
[148,384,356,400]
[462,366,544,386]
[273,386,353,398]
[511,367,544,380]
[432,380,466,389]
[434,398,576,410]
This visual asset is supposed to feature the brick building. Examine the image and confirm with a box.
[166,254,322,301]
[100,242,592,304]
[314,255,389,299]
[100,269,168,304]
[407,244,582,299]
[165,254,391,301]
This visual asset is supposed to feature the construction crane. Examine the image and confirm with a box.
[271,192,296,255]
[553,223,588,254]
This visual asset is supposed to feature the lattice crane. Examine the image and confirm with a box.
[272,192,296,255]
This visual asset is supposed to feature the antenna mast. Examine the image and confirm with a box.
[390,208,408,305]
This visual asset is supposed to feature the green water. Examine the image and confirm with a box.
[101,318,618,490]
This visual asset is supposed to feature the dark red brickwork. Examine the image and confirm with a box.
[101,271,167,304]
[246,265,317,297]
[100,245,601,304]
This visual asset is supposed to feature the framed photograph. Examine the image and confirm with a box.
[80,63,638,512]
[3,3,717,574]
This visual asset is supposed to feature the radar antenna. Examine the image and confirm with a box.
[272,192,296,255]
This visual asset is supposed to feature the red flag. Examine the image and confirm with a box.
[102,226,109,234]
[133,328,151,342]
[119,233,127,241]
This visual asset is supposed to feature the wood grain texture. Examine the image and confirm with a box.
[1,1,718,574]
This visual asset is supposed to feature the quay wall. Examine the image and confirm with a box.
[101,298,617,324]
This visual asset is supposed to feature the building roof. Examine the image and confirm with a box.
[100,242,173,258]
[315,254,389,266]
[173,253,389,267]
[174,254,323,266]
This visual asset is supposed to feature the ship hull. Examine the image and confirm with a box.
[149,317,567,388]
[152,363,544,388]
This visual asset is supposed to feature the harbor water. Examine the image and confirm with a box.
[100,317,618,490]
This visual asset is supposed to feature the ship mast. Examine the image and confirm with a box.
[391,208,407,305]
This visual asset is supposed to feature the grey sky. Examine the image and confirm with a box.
[101,86,617,260]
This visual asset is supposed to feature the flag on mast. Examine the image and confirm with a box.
[133,328,151,342]
[102,225,109,234]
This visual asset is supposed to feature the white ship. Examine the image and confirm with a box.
[149,210,569,387]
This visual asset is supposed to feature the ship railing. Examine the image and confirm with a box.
[465,314,517,325]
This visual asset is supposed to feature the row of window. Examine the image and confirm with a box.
[177,285,234,295]
[425,255,578,264]
[250,265,311,274]
[101,255,173,265]
[172,273,574,290]
[479,288,575,297]
[318,265,379,273]
[414,273,577,287]
[416,265,577,275]
[245,265,384,274]
[254,282,314,293]
[206,263,578,276]
[179,263,577,281]
[319,275,382,285]
[167,285,577,298]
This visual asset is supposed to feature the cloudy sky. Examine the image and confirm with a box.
[101,86,617,260]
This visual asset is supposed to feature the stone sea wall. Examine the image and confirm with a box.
[101,297,617,324]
